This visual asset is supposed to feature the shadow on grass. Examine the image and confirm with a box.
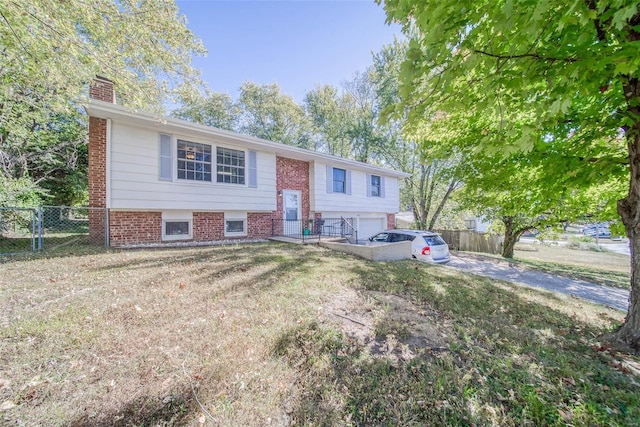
[69,384,196,426]
[274,259,640,426]
[87,242,338,301]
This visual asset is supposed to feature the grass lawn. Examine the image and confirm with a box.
[512,243,631,289]
[1,242,639,426]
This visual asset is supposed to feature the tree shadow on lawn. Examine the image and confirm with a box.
[275,259,640,426]
[68,384,197,427]
[3,242,332,426]
[88,242,327,299]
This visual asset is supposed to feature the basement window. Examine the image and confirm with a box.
[225,212,247,237]
[162,214,193,241]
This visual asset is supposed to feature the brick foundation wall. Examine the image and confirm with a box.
[276,156,310,220]
[387,213,396,230]
[248,212,275,238]
[109,211,162,247]
[193,212,224,241]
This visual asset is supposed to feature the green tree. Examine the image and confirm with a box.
[237,82,312,148]
[381,0,640,349]
[304,85,354,157]
[172,91,239,131]
[370,39,464,229]
[1,0,205,204]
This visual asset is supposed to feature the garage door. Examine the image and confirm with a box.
[358,218,386,240]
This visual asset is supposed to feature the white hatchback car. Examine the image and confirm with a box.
[368,229,451,264]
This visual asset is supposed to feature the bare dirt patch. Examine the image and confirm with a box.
[319,287,447,363]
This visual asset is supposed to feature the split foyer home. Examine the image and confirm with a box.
[86,77,409,247]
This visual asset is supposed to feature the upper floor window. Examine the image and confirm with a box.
[177,140,212,182]
[217,147,245,184]
[370,175,381,197]
[333,167,346,193]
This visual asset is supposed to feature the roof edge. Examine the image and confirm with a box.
[85,100,411,178]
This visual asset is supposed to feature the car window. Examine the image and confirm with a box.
[424,235,446,246]
[389,233,408,242]
[370,233,390,242]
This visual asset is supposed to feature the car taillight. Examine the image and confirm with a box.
[421,246,431,255]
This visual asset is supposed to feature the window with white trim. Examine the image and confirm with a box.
[370,175,381,197]
[224,212,247,237]
[165,221,189,236]
[333,167,346,193]
[217,147,245,184]
[162,211,193,241]
[177,140,212,182]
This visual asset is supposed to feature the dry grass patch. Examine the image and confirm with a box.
[0,243,362,425]
[1,243,639,426]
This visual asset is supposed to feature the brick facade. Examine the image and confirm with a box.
[193,212,224,241]
[387,213,396,230]
[88,77,114,244]
[88,116,107,243]
[109,211,162,247]
[248,212,275,238]
[276,156,310,221]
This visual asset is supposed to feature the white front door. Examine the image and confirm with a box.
[283,190,301,235]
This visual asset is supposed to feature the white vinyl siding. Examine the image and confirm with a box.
[109,123,275,211]
[312,161,399,213]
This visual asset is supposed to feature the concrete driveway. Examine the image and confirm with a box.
[445,253,630,311]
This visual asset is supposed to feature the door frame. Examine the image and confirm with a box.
[282,189,302,235]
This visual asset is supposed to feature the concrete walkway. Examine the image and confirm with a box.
[445,253,630,311]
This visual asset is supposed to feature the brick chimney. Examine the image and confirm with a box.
[89,76,116,103]
[88,76,113,244]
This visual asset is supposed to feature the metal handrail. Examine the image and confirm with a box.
[340,216,358,244]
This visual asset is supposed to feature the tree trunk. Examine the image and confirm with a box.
[610,79,640,350]
[501,216,528,259]
[428,178,459,230]
[501,216,518,258]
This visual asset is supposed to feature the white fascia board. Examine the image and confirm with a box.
[85,100,411,179]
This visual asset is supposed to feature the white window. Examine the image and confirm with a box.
[162,211,193,241]
[326,166,351,195]
[370,175,381,197]
[225,212,247,237]
[333,167,346,193]
[217,147,245,184]
[177,140,212,182]
[367,173,385,198]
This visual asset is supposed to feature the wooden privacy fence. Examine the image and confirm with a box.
[436,229,503,255]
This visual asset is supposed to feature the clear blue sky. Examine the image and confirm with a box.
[176,0,402,102]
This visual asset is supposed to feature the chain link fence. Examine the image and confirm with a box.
[0,207,38,255]
[0,206,108,258]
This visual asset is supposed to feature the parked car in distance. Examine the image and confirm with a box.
[368,229,451,264]
[581,223,611,238]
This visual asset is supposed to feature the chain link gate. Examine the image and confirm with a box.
[0,207,38,255]
[0,206,108,257]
